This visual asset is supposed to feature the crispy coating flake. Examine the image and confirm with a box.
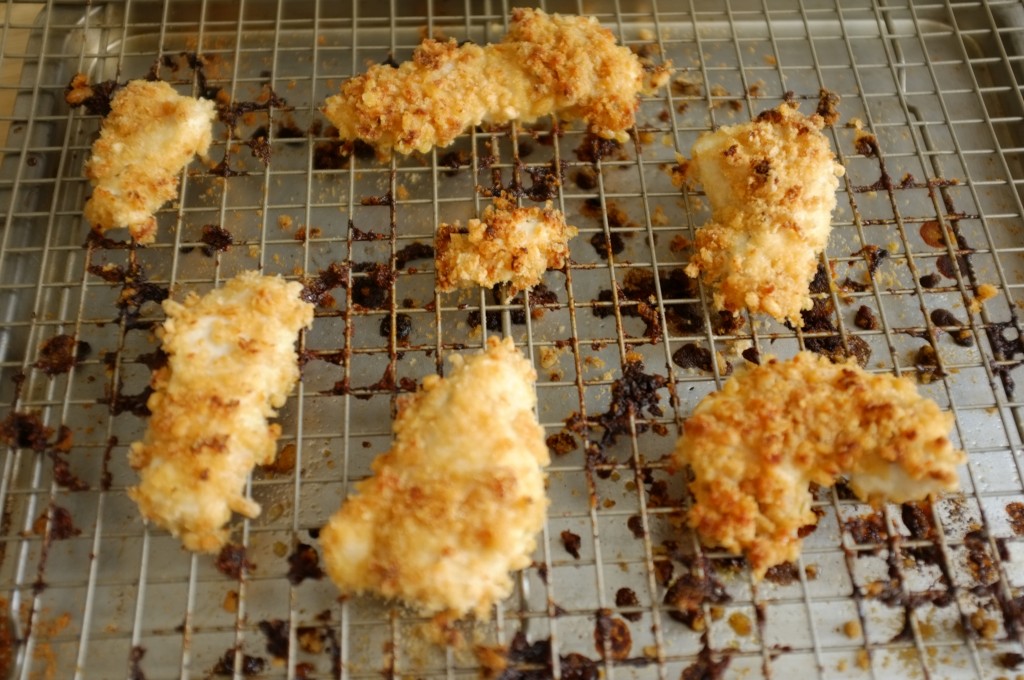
[84,80,216,244]
[128,272,314,552]
[680,105,845,324]
[672,352,963,578]
[322,7,671,157]
[435,199,577,296]
[320,336,549,618]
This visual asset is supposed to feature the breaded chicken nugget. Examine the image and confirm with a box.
[673,352,963,578]
[320,336,549,618]
[322,8,671,157]
[680,105,845,324]
[128,272,314,552]
[84,80,216,243]
[435,199,577,296]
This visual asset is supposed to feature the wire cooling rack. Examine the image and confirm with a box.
[2,0,1024,678]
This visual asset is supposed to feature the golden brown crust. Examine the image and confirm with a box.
[320,337,549,618]
[84,80,216,243]
[680,105,845,325]
[322,8,671,157]
[128,272,314,552]
[435,199,577,296]
[672,351,963,578]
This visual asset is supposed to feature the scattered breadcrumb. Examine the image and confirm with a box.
[970,283,998,313]
[842,620,862,639]
[319,337,549,617]
[672,352,963,578]
[678,104,845,325]
[128,273,314,552]
[84,80,216,244]
[435,198,578,296]
[322,8,671,156]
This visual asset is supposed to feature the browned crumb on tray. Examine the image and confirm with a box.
[83,79,216,244]
[435,198,577,296]
[322,7,672,157]
[673,351,963,578]
[678,104,845,325]
[319,337,549,618]
[128,272,314,552]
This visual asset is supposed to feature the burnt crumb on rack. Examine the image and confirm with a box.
[209,158,247,177]
[999,653,1024,670]
[351,365,416,400]
[1006,503,1024,536]
[351,263,394,309]
[360,191,394,207]
[64,73,120,116]
[128,645,147,680]
[853,305,879,331]
[843,511,887,553]
[627,515,645,539]
[100,435,118,491]
[258,619,289,659]
[467,284,559,330]
[964,529,998,586]
[560,530,582,559]
[672,343,731,376]
[215,543,253,579]
[287,542,324,585]
[395,241,434,270]
[615,588,643,622]
[300,262,350,307]
[246,126,271,165]
[799,264,871,367]
[523,159,567,202]
[575,133,624,165]
[34,334,90,376]
[439,149,470,175]
[576,359,667,452]
[211,648,267,677]
[217,86,287,127]
[50,426,87,492]
[40,505,80,541]
[920,220,946,248]
[919,272,941,289]
[815,88,841,127]
[593,610,632,660]
[349,220,385,241]
[0,414,88,490]
[312,133,350,171]
[104,378,155,417]
[930,308,974,347]
[491,632,598,680]
[741,346,760,365]
[854,131,879,158]
[681,632,731,680]
[763,561,800,586]
[936,252,970,281]
[914,343,945,383]
[663,570,730,631]
[84,230,132,250]
[86,257,169,330]
[589,231,625,259]
[546,432,577,456]
[901,501,937,541]
[276,118,304,139]
[592,271,662,344]
[573,166,598,190]
[200,224,233,256]
[379,313,413,342]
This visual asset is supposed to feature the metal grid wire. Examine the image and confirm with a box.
[1,0,1024,677]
